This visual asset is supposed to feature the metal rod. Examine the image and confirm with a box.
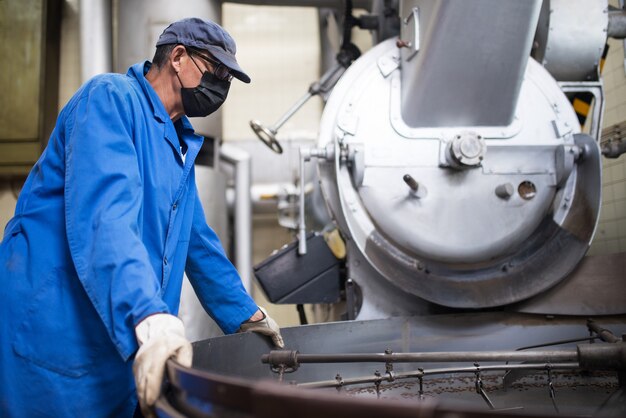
[474,366,495,410]
[514,335,600,351]
[609,9,626,39]
[263,350,579,366]
[296,147,329,255]
[250,65,345,155]
[587,320,621,343]
[298,362,581,389]
[298,148,307,255]
[602,140,626,158]
[272,65,343,133]
[220,144,253,291]
[273,92,313,133]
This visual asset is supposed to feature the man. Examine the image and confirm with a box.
[0,17,283,417]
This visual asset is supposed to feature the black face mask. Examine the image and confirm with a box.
[179,71,231,117]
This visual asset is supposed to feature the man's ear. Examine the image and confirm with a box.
[170,45,187,73]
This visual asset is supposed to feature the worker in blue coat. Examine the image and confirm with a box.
[0,17,283,418]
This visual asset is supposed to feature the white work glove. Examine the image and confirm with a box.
[133,313,192,417]
[238,306,285,348]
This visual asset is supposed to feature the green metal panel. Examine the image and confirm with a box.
[0,0,60,176]
[0,143,41,163]
[0,0,42,140]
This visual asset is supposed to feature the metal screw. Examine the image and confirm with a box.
[403,174,419,192]
[495,183,514,199]
[396,39,411,48]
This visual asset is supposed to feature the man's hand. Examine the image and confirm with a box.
[133,314,192,417]
[238,306,284,348]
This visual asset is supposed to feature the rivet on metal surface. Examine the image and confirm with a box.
[396,39,412,48]
[495,183,514,200]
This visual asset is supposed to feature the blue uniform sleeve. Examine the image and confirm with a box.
[64,79,169,361]
[185,190,258,334]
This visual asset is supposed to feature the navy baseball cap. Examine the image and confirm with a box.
[156,17,251,83]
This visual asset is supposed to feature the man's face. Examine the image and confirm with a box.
[178,50,208,88]
[174,46,233,118]
[185,48,233,82]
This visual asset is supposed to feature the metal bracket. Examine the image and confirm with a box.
[547,364,560,414]
[297,145,334,255]
[417,368,425,400]
[401,7,420,61]
[335,373,344,392]
[345,278,359,320]
[558,81,605,142]
[377,54,400,78]
[266,350,300,376]
[474,363,495,410]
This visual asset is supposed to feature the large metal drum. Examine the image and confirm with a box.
[316,36,601,314]
[157,313,626,417]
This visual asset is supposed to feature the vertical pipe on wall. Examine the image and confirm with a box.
[220,143,253,292]
[79,0,112,82]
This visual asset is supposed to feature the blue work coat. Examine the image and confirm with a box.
[0,61,258,417]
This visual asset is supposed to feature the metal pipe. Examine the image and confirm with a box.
[602,140,626,159]
[587,320,621,343]
[298,148,308,255]
[79,0,112,82]
[296,146,331,255]
[220,144,253,292]
[249,183,297,214]
[227,183,296,214]
[299,363,582,389]
[609,9,626,39]
[262,349,579,366]
[277,93,315,133]
[577,342,626,370]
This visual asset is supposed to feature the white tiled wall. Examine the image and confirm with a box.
[588,0,626,255]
